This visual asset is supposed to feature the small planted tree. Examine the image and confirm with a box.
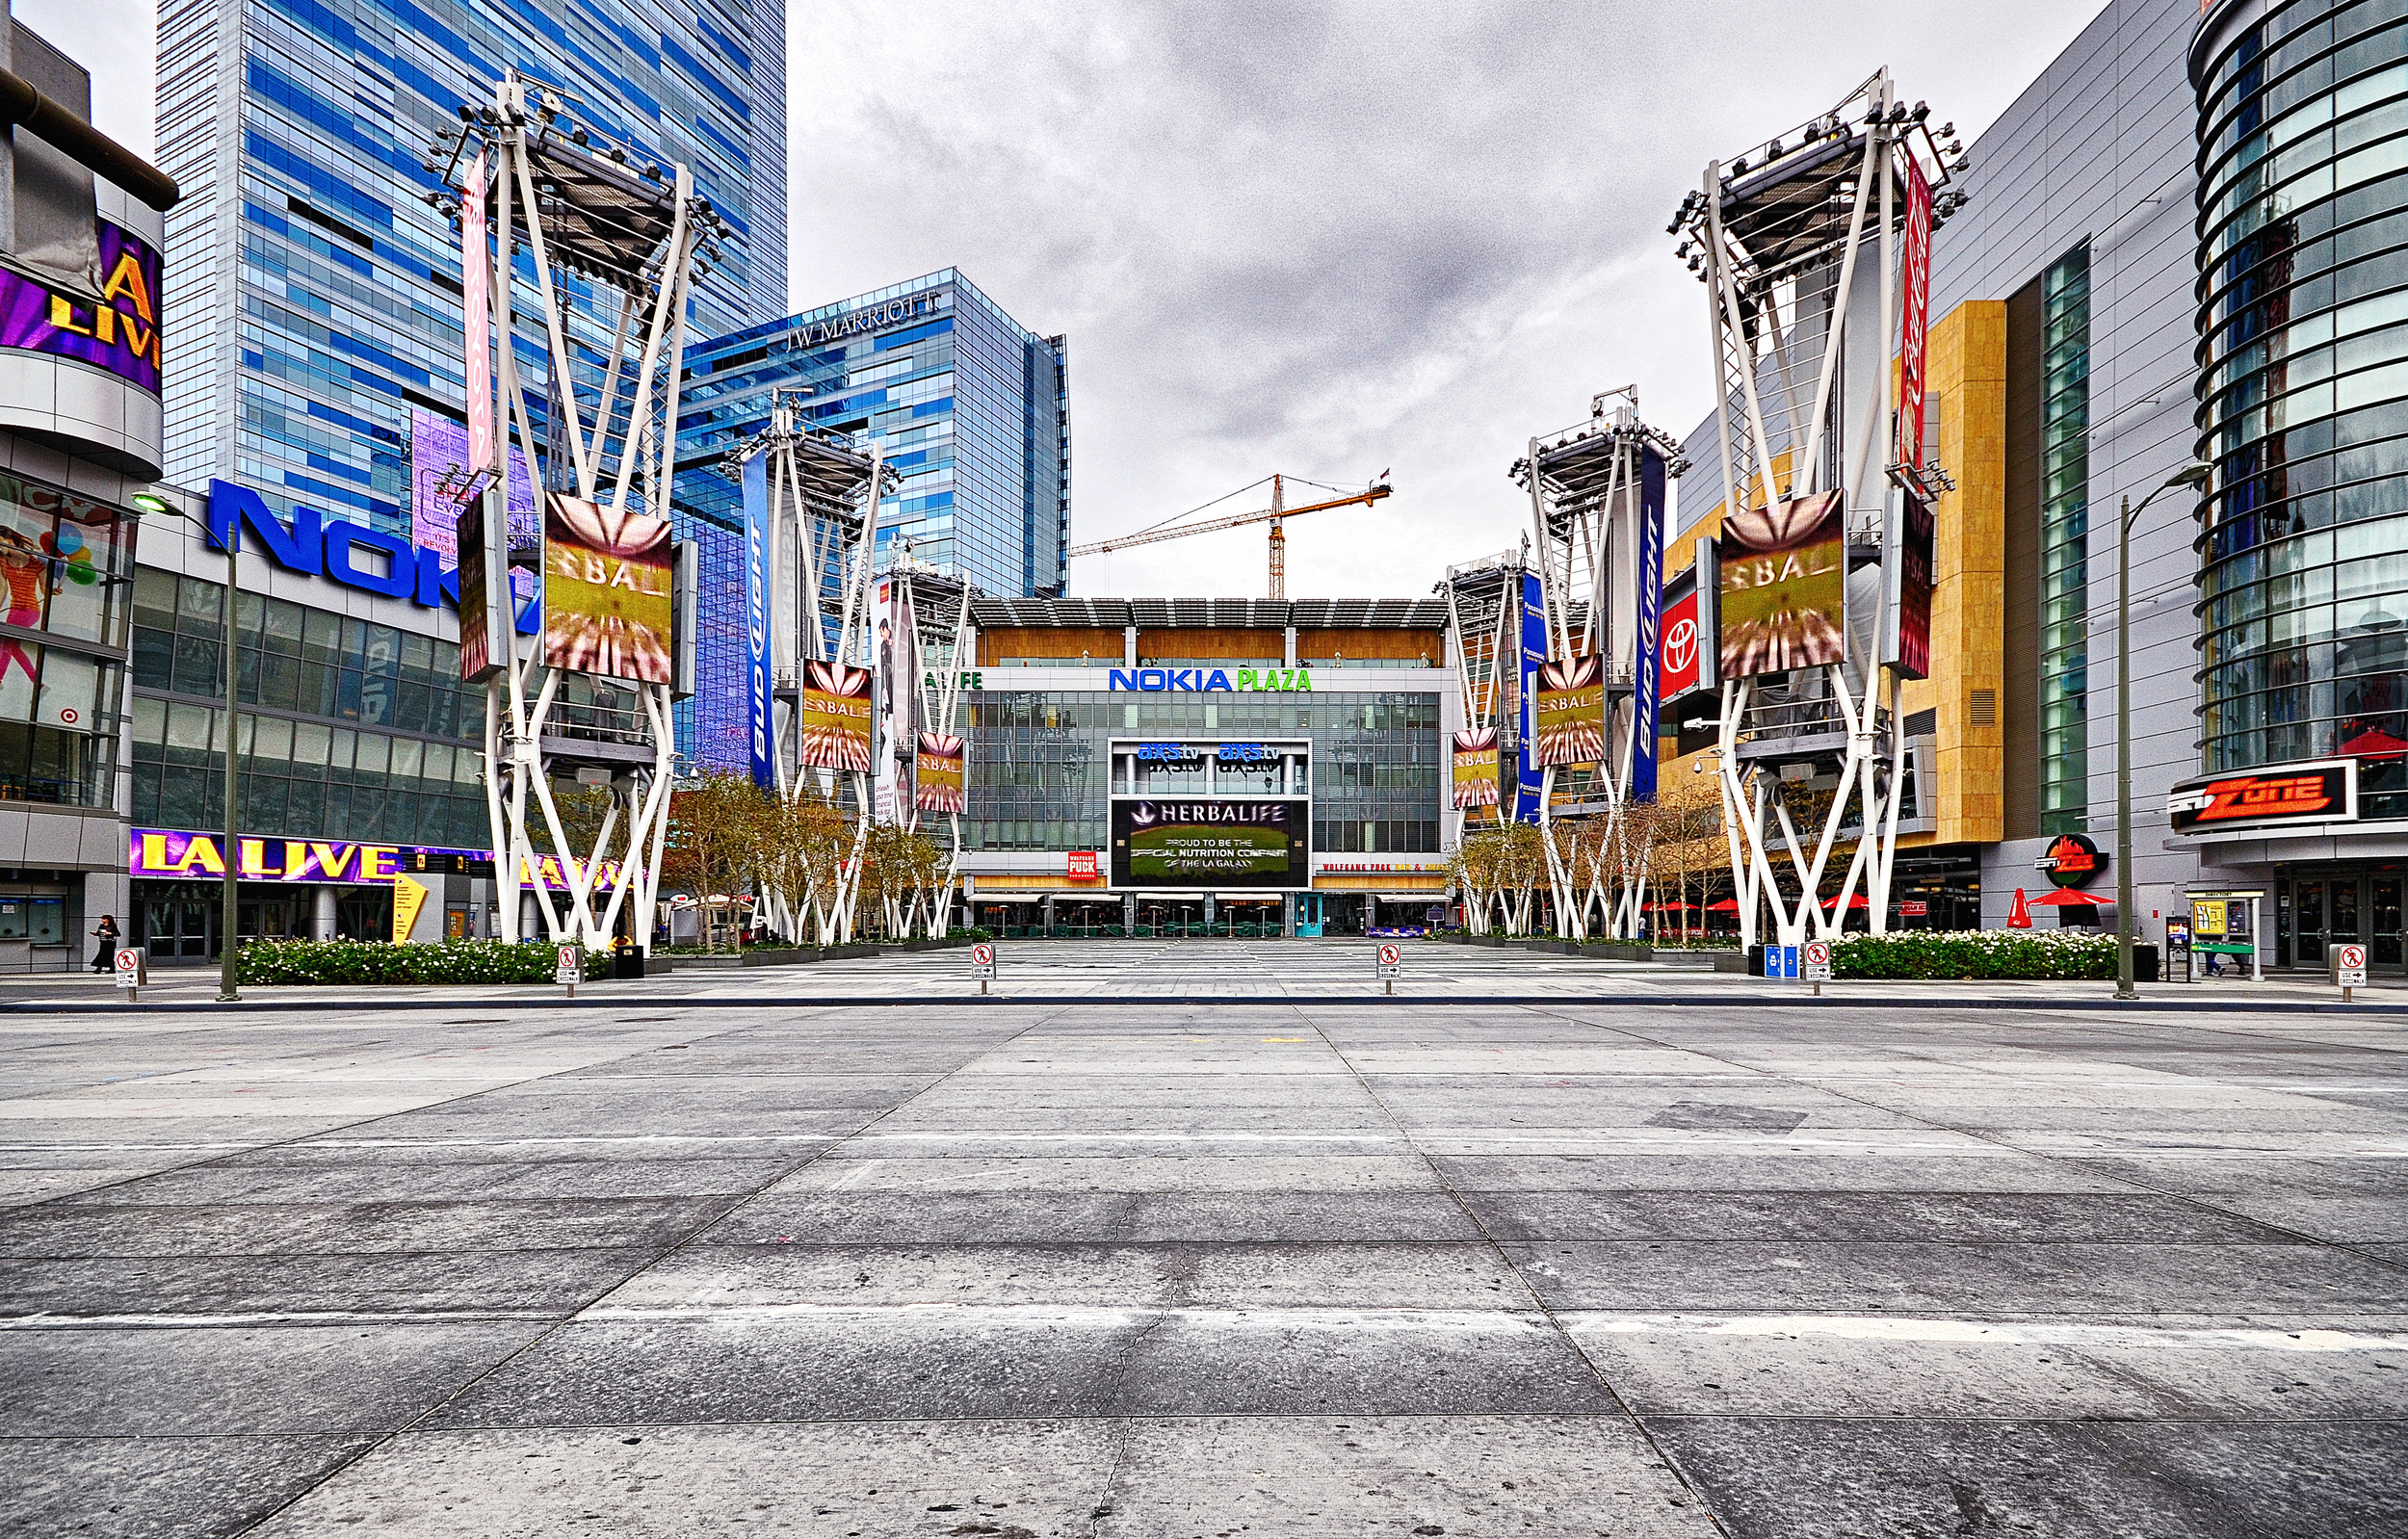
[661,772,772,952]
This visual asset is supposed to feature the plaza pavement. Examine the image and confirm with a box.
[0,941,2403,1535]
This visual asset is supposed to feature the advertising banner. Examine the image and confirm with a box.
[1111,797,1308,889]
[915,732,965,813]
[130,828,626,894]
[0,220,161,394]
[1532,655,1607,769]
[1630,446,1666,802]
[799,661,873,771]
[455,496,502,683]
[875,577,919,821]
[541,492,675,684]
[1715,490,1846,677]
[1450,727,1500,809]
[741,455,773,787]
[1898,151,1934,474]
[1884,490,1935,679]
[1659,581,1701,701]
[409,408,535,562]
[2167,761,2356,832]
[1514,571,1546,822]
[462,150,493,476]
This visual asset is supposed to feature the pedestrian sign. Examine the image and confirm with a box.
[555,946,583,988]
[971,942,996,975]
[1374,941,1401,994]
[1802,940,1832,983]
[113,946,145,997]
[2334,943,2368,994]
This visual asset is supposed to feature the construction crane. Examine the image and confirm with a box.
[1062,474,1393,600]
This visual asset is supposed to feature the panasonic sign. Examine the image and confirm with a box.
[204,481,536,633]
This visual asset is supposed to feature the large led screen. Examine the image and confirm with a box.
[541,492,674,684]
[1111,797,1309,889]
[1715,489,1845,677]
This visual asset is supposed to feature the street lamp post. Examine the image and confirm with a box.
[2115,463,2212,1001]
[134,494,242,1003]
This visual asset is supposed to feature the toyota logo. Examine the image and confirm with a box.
[1663,616,1697,675]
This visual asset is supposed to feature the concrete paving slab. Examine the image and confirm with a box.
[0,1321,539,1434]
[58,1153,819,1205]
[3,1434,379,1539]
[0,1246,649,1319]
[0,1194,745,1257]
[1460,1189,2297,1243]
[1649,1417,2408,1539]
[764,1153,1443,1195]
[702,1188,1485,1243]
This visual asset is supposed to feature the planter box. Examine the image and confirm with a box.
[1713,952,1750,974]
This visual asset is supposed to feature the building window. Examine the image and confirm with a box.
[2038,244,2091,836]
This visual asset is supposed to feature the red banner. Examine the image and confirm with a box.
[462,150,492,477]
[1897,152,1933,472]
[1659,587,1701,702]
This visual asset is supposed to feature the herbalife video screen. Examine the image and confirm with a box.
[1112,798,1309,889]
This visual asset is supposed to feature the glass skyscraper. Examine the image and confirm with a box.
[131,0,784,946]
[676,269,1071,772]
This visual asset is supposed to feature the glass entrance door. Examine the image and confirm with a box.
[2292,876,2369,969]
[144,897,212,958]
[2377,879,2403,970]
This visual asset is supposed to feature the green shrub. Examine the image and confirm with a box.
[1829,928,2120,980]
[236,939,583,986]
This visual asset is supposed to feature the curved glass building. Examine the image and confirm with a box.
[2193,0,2408,809]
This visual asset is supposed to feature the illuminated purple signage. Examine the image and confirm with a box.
[0,222,162,395]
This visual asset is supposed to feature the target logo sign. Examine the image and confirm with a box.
[55,707,77,726]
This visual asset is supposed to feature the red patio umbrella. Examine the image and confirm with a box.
[1645,900,1695,911]
[2028,887,2113,906]
[1706,899,1741,912]
[1820,894,1871,910]
[2338,727,2408,760]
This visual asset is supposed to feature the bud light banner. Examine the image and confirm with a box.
[1630,445,1665,802]
[742,455,773,788]
[0,220,162,394]
[1515,571,1546,823]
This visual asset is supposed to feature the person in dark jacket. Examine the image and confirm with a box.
[89,914,119,973]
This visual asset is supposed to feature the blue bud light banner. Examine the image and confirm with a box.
[1516,571,1546,823]
[741,455,773,789]
[1630,445,1666,802]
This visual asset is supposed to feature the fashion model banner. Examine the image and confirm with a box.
[541,492,675,684]
[1715,490,1846,677]
[874,577,919,821]
[799,661,873,771]
[0,220,161,394]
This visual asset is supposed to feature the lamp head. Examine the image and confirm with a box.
[2166,463,2212,490]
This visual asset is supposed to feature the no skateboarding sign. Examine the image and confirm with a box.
[971,942,997,994]
[2334,942,2368,999]
[1802,939,1832,992]
[113,946,145,999]
[1375,941,1401,994]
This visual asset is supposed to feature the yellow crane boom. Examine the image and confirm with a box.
[1062,474,1393,600]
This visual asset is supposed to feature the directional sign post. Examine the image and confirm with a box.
[971,941,997,996]
[1374,941,1401,996]
[1802,939,1832,996]
[113,945,145,1002]
[555,944,583,998]
[2333,942,2368,1003]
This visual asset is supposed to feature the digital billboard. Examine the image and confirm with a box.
[1715,489,1846,677]
[1531,654,1606,769]
[1659,582,1702,701]
[410,407,535,562]
[741,455,773,787]
[2167,762,2355,832]
[0,220,160,394]
[1451,727,1499,809]
[1630,445,1666,801]
[1884,491,1935,679]
[1898,151,1934,473]
[1111,797,1308,888]
[541,493,675,684]
[915,732,965,813]
[799,661,873,771]
[1514,571,1546,822]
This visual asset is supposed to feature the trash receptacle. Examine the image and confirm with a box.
[613,944,646,980]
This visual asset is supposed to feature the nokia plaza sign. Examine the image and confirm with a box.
[1110,666,1315,693]
[204,481,537,632]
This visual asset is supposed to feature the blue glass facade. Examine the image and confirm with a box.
[149,0,786,817]
[676,270,1071,771]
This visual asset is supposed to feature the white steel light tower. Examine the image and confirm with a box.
[433,72,721,952]
[722,393,895,943]
[1512,389,1688,940]
[1667,68,1963,949]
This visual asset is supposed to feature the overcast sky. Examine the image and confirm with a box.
[45,0,2105,600]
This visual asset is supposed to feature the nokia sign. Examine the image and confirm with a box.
[204,481,537,633]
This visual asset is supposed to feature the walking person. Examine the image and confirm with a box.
[89,913,119,973]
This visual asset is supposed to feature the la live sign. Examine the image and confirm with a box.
[204,481,537,632]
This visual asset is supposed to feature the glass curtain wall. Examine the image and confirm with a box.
[2196,0,2408,818]
[2040,245,2093,836]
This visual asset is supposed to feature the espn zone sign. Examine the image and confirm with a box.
[2167,761,2355,832]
